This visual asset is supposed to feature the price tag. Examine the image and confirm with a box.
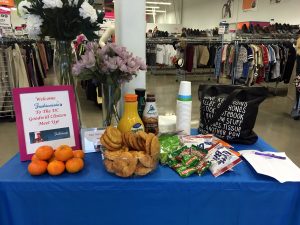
[0,8,11,27]
[218,26,226,34]
[81,128,105,153]
[15,27,23,36]
[1,26,13,36]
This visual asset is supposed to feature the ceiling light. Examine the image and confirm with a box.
[146,12,156,15]
[145,10,166,13]
[146,1,172,5]
[146,6,160,9]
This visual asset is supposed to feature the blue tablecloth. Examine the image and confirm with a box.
[0,138,300,225]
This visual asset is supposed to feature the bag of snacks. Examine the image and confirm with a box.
[205,144,242,177]
[166,145,211,178]
[159,134,181,164]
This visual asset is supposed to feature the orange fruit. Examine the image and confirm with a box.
[35,146,54,161]
[73,150,85,159]
[48,154,56,162]
[47,160,65,176]
[66,158,84,173]
[28,160,48,176]
[55,145,73,162]
[31,154,39,161]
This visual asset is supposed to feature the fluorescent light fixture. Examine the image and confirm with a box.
[145,10,166,13]
[146,1,172,5]
[146,12,156,15]
[146,6,160,9]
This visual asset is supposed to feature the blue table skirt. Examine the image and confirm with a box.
[0,138,300,225]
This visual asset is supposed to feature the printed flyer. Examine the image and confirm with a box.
[13,86,80,161]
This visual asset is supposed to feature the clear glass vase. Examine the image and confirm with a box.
[54,41,74,86]
[101,83,121,127]
[54,40,81,126]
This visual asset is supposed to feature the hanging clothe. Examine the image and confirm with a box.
[296,38,300,75]
[214,47,222,77]
[13,44,29,88]
[283,42,296,83]
[37,43,49,72]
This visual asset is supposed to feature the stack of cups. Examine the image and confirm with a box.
[176,81,192,135]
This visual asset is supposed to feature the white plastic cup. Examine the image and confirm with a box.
[176,100,192,135]
[178,81,191,96]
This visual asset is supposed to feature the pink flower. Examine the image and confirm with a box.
[85,42,98,52]
[127,57,137,68]
[76,34,86,45]
[100,45,109,55]
[120,64,128,73]
[104,57,118,70]
[72,41,147,84]
[135,57,147,70]
[116,56,125,67]
[72,62,84,75]
[81,51,96,68]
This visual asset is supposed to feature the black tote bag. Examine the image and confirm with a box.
[198,85,268,145]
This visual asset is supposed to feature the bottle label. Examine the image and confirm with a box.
[143,118,159,135]
[143,103,158,118]
[131,123,144,132]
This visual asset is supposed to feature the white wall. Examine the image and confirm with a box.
[10,10,25,28]
[153,0,182,24]
[182,0,300,29]
[182,0,222,29]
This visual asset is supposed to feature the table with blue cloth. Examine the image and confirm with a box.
[0,138,300,225]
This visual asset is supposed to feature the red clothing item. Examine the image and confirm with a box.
[261,45,269,66]
[256,67,265,84]
[185,44,195,72]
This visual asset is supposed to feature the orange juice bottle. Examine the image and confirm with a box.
[118,94,145,133]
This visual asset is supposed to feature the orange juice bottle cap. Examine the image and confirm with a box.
[124,94,137,102]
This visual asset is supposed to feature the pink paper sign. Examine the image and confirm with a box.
[12,86,81,161]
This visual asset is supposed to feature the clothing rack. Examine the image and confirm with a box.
[0,37,53,120]
[236,33,299,40]
[0,52,14,119]
[146,37,222,44]
[146,37,225,81]
[233,38,295,44]
[229,37,296,94]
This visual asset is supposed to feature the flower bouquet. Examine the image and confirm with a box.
[18,0,104,85]
[72,42,147,126]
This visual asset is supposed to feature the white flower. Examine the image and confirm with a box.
[27,15,43,37]
[68,0,79,6]
[18,0,32,17]
[42,0,63,9]
[79,1,97,23]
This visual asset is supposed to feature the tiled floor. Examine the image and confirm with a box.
[0,73,299,167]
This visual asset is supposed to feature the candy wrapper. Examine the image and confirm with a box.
[182,155,200,168]
[176,145,207,161]
[176,166,197,178]
[168,160,182,170]
[212,136,234,149]
[196,161,211,176]
[180,135,213,149]
[159,134,181,164]
[206,144,242,177]
[166,145,211,178]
